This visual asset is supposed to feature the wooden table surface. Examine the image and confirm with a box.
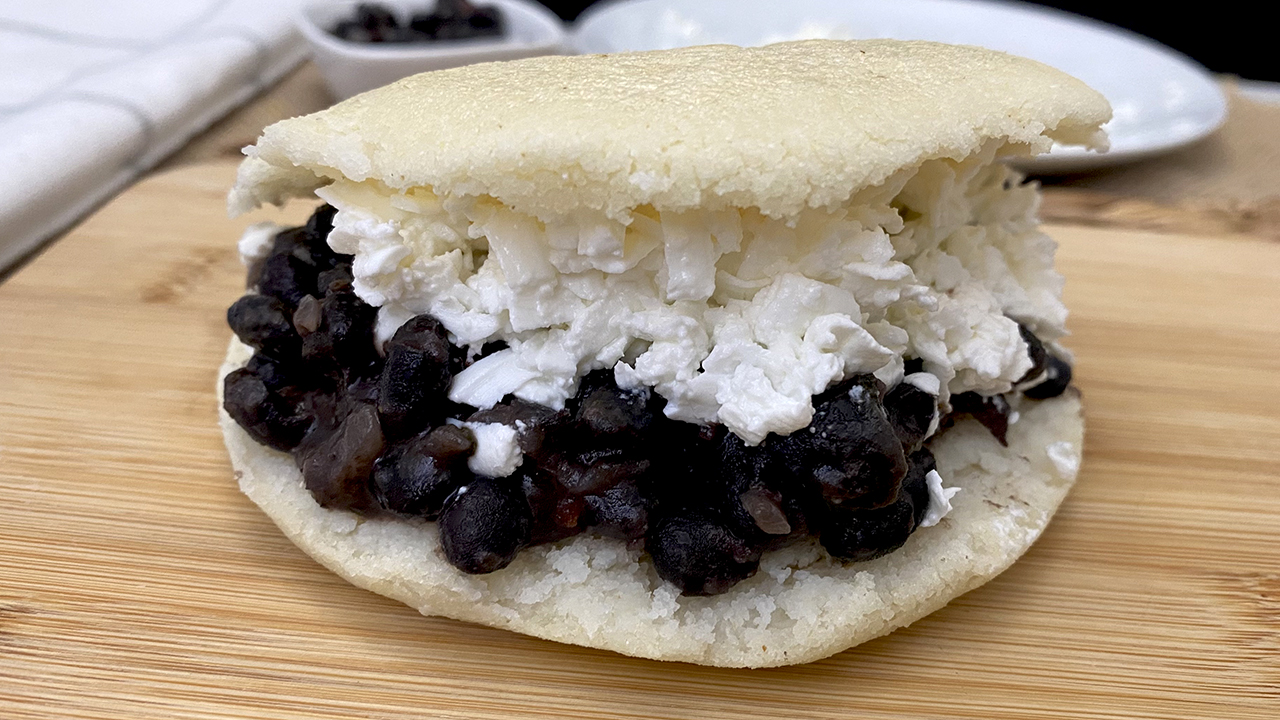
[1,162,1277,719]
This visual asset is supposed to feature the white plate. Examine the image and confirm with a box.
[573,0,1227,173]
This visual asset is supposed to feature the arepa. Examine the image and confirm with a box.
[220,39,1107,667]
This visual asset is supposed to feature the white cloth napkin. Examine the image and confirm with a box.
[0,0,307,273]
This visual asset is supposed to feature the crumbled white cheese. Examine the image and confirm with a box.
[237,222,280,266]
[373,303,415,353]
[317,145,1062,445]
[461,421,523,478]
[920,469,961,528]
[903,372,941,396]
[925,411,941,440]
[1045,440,1080,479]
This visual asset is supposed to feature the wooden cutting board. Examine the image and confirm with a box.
[1,162,1277,720]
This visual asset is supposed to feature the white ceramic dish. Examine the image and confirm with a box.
[300,0,567,100]
[573,0,1228,173]
[1237,79,1280,106]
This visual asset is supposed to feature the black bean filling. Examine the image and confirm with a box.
[224,205,1074,596]
[330,1,505,44]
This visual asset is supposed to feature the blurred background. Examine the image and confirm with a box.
[2,0,1276,276]
[542,0,1275,80]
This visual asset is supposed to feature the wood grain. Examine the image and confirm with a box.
[1,162,1277,720]
[1040,188,1280,243]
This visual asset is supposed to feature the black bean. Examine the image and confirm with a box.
[769,374,908,509]
[433,19,475,40]
[227,294,299,359]
[529,384,654,495]
[257,251,318,309]
[819,495,917,562]
[647,512,762,596]
[1016,323,1049,385]
[381,27,429,43]
[269,227,317,265]
[222,369,311,452]
[439,477,531,574]
[883,379,937,452]
[245,353,330,398]
[582,483,649,540]
[301,206,344,270]
[373,424,474,518]
[377,314,453,438]
[316,264,354,296]
[443,0,477,19]
[542,448,649,496]
[1022,355,1073,400]
[819,447,934,561]
[575,371,652,437]
[244,353,293,392]
[301,288,378,375]
[467,6,503,36]
[947,392,1011,445]
[333,19,375,42]
[356,3,398,32]
[902,447,936,529]
[522,470,581,545]
[296,404,384,511]
[305,204,338,241]
[712,432,787,541]
[408,0,505,41]
[407,12,446,38]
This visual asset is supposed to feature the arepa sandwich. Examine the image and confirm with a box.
[219,39,1109,667]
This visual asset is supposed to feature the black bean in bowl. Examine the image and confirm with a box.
[331,1,506,44]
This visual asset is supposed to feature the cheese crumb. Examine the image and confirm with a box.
[1046,440,1080,478]
[237,222,280,266]
[920,469,961,528]
[460,421,524,478]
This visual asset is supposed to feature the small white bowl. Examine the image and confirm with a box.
[299,0,568,100]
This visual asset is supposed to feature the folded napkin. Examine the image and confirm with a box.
[0,0,307,273]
